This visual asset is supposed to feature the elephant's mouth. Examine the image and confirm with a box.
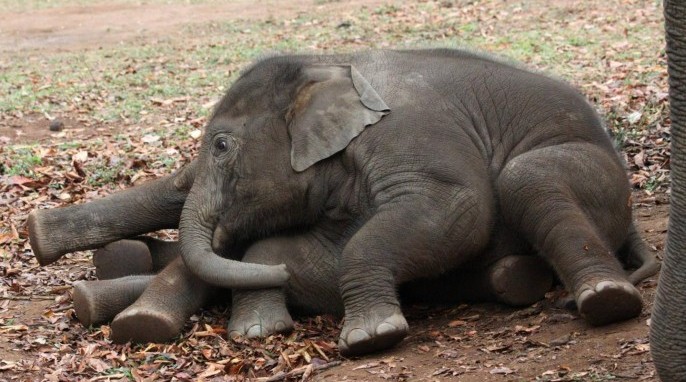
[211,225,231,255]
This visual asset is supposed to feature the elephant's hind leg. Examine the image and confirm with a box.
[93,237,180,279]
[110,257,213,343]
[488,255,554,306]
[72,275,153,327]
[470,225,554,306]
[402,255,553,307]
[498,143,642,326]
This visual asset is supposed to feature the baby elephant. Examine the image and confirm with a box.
[30,49,658,356]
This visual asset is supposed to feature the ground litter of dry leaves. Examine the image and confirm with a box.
[0,0,673,380]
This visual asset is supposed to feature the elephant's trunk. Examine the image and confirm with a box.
[650,0,686,380]
[178,184,289,289]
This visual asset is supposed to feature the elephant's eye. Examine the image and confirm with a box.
[213,135,234,155]
[215,138,228,152]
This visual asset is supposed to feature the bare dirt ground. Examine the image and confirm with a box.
[0,1,669,381]
[0,0,389,52]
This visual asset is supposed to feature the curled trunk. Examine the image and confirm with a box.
[178,184,289,289]
[650,1,686,380]
[28,161,196,265]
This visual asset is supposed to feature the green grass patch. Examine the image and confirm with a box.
[1,146,43,177]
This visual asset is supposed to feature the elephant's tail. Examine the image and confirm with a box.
[618,222,660,284]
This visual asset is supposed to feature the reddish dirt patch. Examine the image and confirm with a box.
[0,299,52,363]
[0,113,94,143]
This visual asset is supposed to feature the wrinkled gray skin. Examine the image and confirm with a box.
[177,50,656,355]
[29,49,660,356]
[650,1,686,380]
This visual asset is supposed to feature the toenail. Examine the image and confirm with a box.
[347,328,372,344]
[578,289,594,302]
[595,281,615,292]
[246,325,264,338]
[376,322,398,336]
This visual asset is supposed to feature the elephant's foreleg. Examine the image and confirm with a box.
[93,237,180,279]
[28,161,196,266]
[227,233,342,339]
[228,288,293,338]
[338,186,492,356]
[498,143,642,326]
[72,275,154,327]
[110,257,214,344]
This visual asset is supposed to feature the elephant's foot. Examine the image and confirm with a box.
[338,304,409,356]
[72,282,100,326]
[110,306,181,344]
[109,257,212,344]
[72,276,153,327]
[227,308,294,339]
[490,255,553,306]
[576,279,642,326]
[93,239,153,279]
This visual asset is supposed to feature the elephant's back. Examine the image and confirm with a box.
[346,49,617,172]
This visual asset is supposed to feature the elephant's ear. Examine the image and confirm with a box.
[287,65,390,172]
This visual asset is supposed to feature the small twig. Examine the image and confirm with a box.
[50,285,72,294]
[88,374,127,382]
[280,350,292,369]
[51,305,73,313]
[311,342,329,361]
[2,296,54,301]
[263,361,342,382]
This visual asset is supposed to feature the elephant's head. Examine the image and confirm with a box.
[178,58,389,288]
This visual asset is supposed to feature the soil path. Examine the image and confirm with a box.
[0,0,387,52]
